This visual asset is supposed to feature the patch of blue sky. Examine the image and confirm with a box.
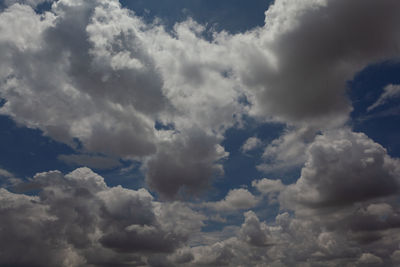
[119,0,272,34]
[0,113,144,190]
[349,61,400,158]
[34,1,53,13]
[216,118,285,196]
[0,115,74,178]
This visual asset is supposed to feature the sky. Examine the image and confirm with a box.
[0,0,400,266]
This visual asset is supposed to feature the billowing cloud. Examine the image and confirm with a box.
[228,0,400,125]
[145,130,229,199]
[0,0,239,198]
[252,178,285,195]
[281,129,400,209]
[204,188,259,212]
[1,0,400,265]
[0,168,205,266]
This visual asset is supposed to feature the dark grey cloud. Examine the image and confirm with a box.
[145,129,228,199]
[0,168,205,266]
[231,0,400,125]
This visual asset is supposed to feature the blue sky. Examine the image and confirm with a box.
[1,0,400,266]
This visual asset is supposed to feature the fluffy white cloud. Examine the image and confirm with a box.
[252,178,285,195]
[281,129,400,210]
[0,0,238,198]
[204,188,259,212]
[2,0,400,199]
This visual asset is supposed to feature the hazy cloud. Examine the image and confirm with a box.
[367,84,400,112]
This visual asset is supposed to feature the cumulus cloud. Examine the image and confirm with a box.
[229,0,400,125]
[1,0,400,265]
[1,0,400,199]
[182,129,400,266]
[0,0,241,197]
[281,129,400,209]
[257,126,317,173]
[0,167,205,266]
[367,84,400,112]
[252,178,285,195]
[145,130,229,199]
[204,188,259,212]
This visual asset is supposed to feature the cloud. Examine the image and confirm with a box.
[204,188,259,212]
[367,84,400,112]
[0,167,205,266]
[252,178,285,195]
[227,0,400,125]
[239,210,271,247]
[257,126,317,173]
[1,0,400,265]
[0,0,242,197]
[241,136,262,152]
[281,128,400,209]
[1,0,400,199]
[1,0,51,8]
[145,129,228,199]
[0,168,12,178]
[358,253,383,266]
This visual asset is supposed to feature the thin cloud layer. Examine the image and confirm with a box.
[368,84,400,112]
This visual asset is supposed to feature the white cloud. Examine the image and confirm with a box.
[241,136,262,152]
[367,84,400,112]
[252,178,285,195]
[280,128,400,210]
[204,188,259,212]
[257,126,317,173]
